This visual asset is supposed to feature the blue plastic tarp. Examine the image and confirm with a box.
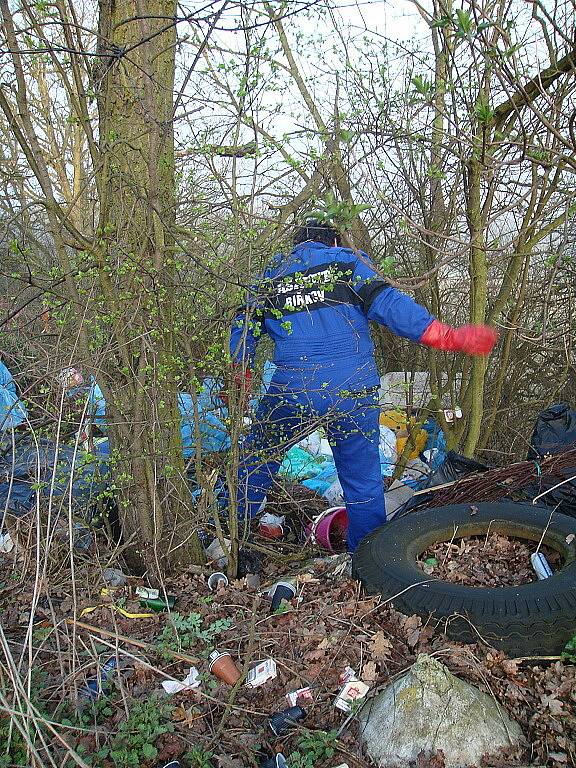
[69,377,231,457]
[0,438,109,518]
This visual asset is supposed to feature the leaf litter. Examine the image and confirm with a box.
[418,533,562,587]
[0,495,574,768]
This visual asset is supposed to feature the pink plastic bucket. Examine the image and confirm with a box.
[306,507,348,552]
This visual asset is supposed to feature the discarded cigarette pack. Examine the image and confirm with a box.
[246,659,277,688]
[334,680,370,712]
[338,666,358,684]
[286,686,313,707]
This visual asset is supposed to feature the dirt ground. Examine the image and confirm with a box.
[0,487,574,768]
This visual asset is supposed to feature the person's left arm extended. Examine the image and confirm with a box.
[353,253,497,355]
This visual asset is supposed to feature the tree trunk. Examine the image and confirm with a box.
[94,0,203,576]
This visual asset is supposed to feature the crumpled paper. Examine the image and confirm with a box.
[161,666,201,694]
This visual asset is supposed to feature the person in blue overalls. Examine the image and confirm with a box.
[230,219,498,552]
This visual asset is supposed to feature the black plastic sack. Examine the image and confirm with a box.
[398,451,490,516]
[425,450,490,488]
[0,436,109,519]
[527,402,576,458]
[522,403,576,517]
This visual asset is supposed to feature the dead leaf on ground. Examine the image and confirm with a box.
[216,754,244,768]
[501,659,520,676]
[362,660,378,683]
[172,704,203,727]
[541,694,564,716]
[416,748,446,768]
[369,631,393,660]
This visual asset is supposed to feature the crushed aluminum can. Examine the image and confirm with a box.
[334,680,370,712]
[338,666,358,684]
[260,755,287,768]
[81,657,118,699]
[269,706,306,736]
[268,580,296,613]
[286,686,313,707]
[135,586,160,600]
[531,552,553,580]
[245,658,277,688]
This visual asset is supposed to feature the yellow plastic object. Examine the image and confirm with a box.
[380,410,427,459]
[79,605,155,620]
[379,410,406,431]
[396,430,428,459]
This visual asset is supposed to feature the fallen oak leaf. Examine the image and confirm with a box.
[369,631,393,660]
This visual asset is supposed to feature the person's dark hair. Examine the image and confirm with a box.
[293,218,341,247]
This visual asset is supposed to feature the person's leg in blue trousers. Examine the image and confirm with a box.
[326,389,386,551]
[237,386,312,523]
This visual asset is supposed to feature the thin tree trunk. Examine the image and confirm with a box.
[94,0,203,575]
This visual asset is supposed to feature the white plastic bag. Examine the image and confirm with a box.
[297,431,322,456]
[379,425,396,477]
[323,478,344,505]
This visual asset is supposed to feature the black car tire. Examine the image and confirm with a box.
[352,502,576,656]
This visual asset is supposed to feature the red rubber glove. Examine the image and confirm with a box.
[420,319,498,356]
[233,363,252,398]
[220,363,252,407]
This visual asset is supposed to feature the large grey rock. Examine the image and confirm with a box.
[360,654,524,768]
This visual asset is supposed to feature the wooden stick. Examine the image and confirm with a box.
[66,618,200,665]
[511,655,563,663]
[412,476,476,496]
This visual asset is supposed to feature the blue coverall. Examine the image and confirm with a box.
[230,241,435,551]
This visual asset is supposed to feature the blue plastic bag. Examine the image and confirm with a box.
[0,361,27,430]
